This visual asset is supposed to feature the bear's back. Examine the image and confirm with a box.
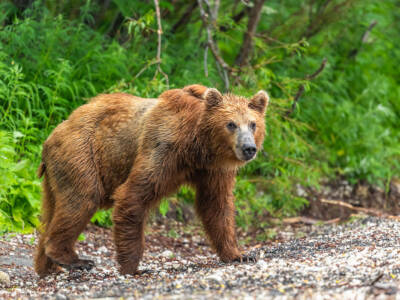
[42,93,159,198]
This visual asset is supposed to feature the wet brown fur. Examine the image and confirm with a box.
[34,84,268,276]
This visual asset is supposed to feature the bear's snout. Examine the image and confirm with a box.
[242,143,257,161]
[235,129,257,161]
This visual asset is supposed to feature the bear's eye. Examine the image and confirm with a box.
[249,122,256,131]
[227,122,237,131]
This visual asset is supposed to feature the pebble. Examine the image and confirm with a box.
[172,263,180,269]
[98,246,108,253]
[160,250,174,258]
[256,259,268,270]
[0,271,10,286]
[207,271,224,284]
[55,293,67,300]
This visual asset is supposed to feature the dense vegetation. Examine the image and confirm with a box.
[1,0,399,232]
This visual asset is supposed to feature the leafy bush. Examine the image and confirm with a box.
[0,131,41,232]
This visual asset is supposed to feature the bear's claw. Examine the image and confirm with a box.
[56,259,95,271]
[134,269,155,275]
[233,252,258,263]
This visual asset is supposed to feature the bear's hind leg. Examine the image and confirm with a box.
[34,177,61,277]
[43,197,98,271]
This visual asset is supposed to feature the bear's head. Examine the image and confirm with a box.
[200,88,269,166]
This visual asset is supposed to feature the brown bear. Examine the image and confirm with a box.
[34,84,269,277]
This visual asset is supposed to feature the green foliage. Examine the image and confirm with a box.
[0,0,398,231]
[159,199,170,217]
[90,210,113,227]
[78,233,86,241]
[0,131,41,232]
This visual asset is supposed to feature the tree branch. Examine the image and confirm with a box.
[361,20,377,43]
[235,0,266,68]
[320,198,400,221]
[204,44,209,77]
[286,58,327,116]
[349,20,378,58]
[153,0,169,86]
[305,58,327,80]
[304,0,353,39]
[198,0,234,90]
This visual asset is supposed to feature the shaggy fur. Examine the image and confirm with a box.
[34,84,269,276]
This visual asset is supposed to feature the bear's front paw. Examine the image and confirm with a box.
[56,258,95,271]
[120,265,139,275]
[233,252,258,263]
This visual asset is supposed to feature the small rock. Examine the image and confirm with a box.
[256,260,268,270]
[98,246,108,253]
[207,272,223,284]
[161,250,174,258]
[296,184,307,197]
[55,293,67,300]
[78,284,89,291]
[0,271,10,286]
[172,263,180,269]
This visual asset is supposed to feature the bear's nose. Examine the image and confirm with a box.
[242,144,257,160]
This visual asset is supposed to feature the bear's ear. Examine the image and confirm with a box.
[249,90,269,114]
[203,88,223,108]
[183,84,208,99]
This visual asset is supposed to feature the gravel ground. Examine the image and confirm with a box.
[1,216,399,299]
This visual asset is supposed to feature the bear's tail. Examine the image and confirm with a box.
[37,162,45,178]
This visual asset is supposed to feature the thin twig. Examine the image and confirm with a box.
[305,58,328,80]
[153,0,169,86]
[287,85,305,116]
[369,272,384,286]
[282,216,341,225]
[204,44,209,77]
[286,57,327,116]
[134,60,159,80]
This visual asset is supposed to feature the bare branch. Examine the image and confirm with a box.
[198,0,234,90]
[320,198,400,221]
[235,0,266,68]
[286,58,327,116]
[361,20,377,43]
[287,85,305,116]
[349,20,378,58]
[153,0,169,86]
[204,44,209,77]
